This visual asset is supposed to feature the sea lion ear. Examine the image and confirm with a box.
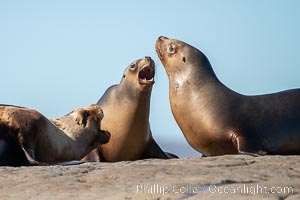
[75,109,89,128]
[180,51,186,63]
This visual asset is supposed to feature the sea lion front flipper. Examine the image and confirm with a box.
[231,132,265,157]
[21,146,89,166]
[20,146,45,165]
[238,151,261,157]
[22,147,89,166]
[165,152,179,158]
[55,160,88,166]
[142,138,178,159]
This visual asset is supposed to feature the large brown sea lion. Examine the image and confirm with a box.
[155,36,300,156]
[84,56,177,162]
[0,104,110,166]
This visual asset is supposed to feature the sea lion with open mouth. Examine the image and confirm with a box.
[84,56,177,162]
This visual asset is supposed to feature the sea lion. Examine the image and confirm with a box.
[155,36,300,156]
[84,56,177,162]
[0,104,110,166]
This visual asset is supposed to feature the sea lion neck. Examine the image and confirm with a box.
[104,82,152,126]
[194,53,220,83]
[118,78,153,101]
[49,116,93,159]
[168,55,221,95]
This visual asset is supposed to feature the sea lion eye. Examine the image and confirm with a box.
[83,110,90,119]
[168,44,175,54]
[130,62,136,69]
[78,110,90,128]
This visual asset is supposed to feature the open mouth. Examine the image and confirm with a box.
[138,66,155,85]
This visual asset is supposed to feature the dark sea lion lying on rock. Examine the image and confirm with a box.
[0,104,110,166]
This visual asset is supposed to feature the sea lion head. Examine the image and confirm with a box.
[121,56,155,91]
[73,104,110,145]
[155,36,209,78]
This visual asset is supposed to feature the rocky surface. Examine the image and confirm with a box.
[0,155,299,200]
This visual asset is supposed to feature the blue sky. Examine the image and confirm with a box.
[1,1,299,156]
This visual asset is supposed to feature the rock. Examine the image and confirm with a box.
[0,155,299,200]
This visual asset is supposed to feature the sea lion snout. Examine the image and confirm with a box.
[141,56,155,67]
[99,130,111,144]
[144,56,151,62]
[155,36,169,60]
